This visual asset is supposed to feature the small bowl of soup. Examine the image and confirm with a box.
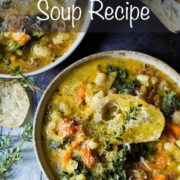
[0,0,91,78]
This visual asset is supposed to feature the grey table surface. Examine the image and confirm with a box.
[1,8,180,180]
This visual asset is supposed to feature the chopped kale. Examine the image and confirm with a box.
[139,143,156,158]
[49,141,64,149]
[118,80,138,94]
[130,143,156,161]
[106,65,128,80]
[74,156,92,179]
[106,144,129,180]
[106,65,138,95]
[49,138,71,150]
[161,91,180,117]
[60,171,73,178]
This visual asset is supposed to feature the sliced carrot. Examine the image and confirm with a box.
[48,43,58,49]
[72,140,81,148]
[168,123,180,136]
[66,123,78,136]
[153,174,166,180]
[75,85,86,102]
[63,117,72,123]
[62,149,72,164]
[156,143,168,169]
[80,147,95,169]
[12,32,31,46]
[156,152,168,169]
[146,160,157,171]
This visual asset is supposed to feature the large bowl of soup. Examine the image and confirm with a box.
[34,51,180,180]
[0,1,91,78]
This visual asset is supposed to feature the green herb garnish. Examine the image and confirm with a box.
[106,144,130,180]
[0,124,33,176]
[161,91,180,117]
[49,138,71,150]
[106,65,138,95]
[115,104,142,139]
[124,104,142,122]
[104,140,113,151]
[0,135,11,152]
[2,58,43,92]
[118,80,138,94]
[74,156,92,179]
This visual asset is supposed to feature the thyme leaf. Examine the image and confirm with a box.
[114,104,142,139]
[2,58,44,92]
[0,124,33,176]
[0,135,11,152]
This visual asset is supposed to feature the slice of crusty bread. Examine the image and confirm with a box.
[142,0,180,32]
[0,80,30,128]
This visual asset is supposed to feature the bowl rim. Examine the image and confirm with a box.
[0,2,92,79]
[33,50,180,180]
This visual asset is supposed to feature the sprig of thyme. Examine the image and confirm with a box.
[0,124,33,176]
[115,104,142,139]
[124,104,142,122]
[3,58,43,92]
[0,135,11,152]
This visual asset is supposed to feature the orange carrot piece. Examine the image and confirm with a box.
[156,147,168,169]
[64,117,72,123]
[75,85,86,102]
[72,140,81,148]
[153,174,166,180]
[12,32,30,46]
[66,124,77,136]
[62,149,72,164]
[80,147,95,169]
[155,143,168,169]
[168,123,180,136]
[48,43,58,49]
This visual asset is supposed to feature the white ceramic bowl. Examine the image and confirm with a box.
[0,1,92,78]
[33,51,180,180]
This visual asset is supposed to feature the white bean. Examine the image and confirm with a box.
[32,45,51,57]
[158,80,169,92]
[172,111,180,125]
[150,77,158,85]
[164,142,174,152]
[53,33,70,45]
[95,72,107,86]
[137,75,150,86]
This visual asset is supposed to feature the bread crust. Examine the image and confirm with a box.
[142,0,180,32]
